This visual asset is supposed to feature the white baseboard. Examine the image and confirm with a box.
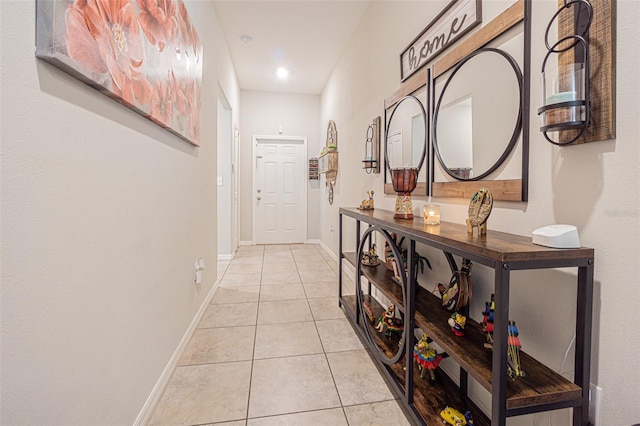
[239,240,253,246]
[318,240,338,263]
[306,238,321,245]
[217,253,234,261]
[134,277,222,425]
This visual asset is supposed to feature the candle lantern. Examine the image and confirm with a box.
[362,117,381,174]
[538,0,593,146]
[423,204,441,225]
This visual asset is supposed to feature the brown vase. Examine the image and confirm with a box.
[391,168,418,219]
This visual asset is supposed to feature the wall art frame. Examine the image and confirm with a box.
[35,0,203,146]
[400,0,482,82]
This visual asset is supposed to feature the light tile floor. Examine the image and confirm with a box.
[149,244,411,426]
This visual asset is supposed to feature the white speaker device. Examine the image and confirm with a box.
[532,224,581,249]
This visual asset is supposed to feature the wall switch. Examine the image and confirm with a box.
[589,383,603,426]
[217,177,223,186]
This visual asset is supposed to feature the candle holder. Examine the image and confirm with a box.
[362,117,381,174]
[423,204,441,225]
[538,0,593,146]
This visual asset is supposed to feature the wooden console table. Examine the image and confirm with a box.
[338,207,594,426]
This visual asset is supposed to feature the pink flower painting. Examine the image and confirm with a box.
[36,0,203,146]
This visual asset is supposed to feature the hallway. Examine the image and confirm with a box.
[148,244,411,425]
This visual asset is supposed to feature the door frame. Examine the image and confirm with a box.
[252,135,308,245]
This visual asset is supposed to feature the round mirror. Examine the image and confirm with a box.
[433,48,522,181]
[385,95,427,172]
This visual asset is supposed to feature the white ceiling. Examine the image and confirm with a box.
[212,1,371,95]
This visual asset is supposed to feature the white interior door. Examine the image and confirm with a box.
[253,136,306,245]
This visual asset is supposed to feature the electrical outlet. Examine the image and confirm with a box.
[589,383,602,426]
[329,225,334,232]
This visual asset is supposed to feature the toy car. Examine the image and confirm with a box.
[440,406,468,426]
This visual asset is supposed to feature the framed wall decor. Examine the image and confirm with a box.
[36,0,203,146]
[400,0,482,82]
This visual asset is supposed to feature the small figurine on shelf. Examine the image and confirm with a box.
[507,320,526,379]
[413,334,448,381]
[361,243,380,266]
[466,187,493,236]
[481,294,526,380]
[482,294,495,349]
[363,301,375,323]
[448,312,467,337]
[375,304,403,340]
[357,190,375,210]
[440,406,473,426]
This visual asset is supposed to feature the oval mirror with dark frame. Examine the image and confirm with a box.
[384,94,427,219]
[429,0,531,202]
[433,47,523,181]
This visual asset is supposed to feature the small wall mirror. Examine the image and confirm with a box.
[384,94,427,219]
[433,48,522,181]
[386,95,427,171]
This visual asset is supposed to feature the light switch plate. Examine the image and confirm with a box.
[217,177,223,186]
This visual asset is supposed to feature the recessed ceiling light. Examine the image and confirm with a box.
[276,67,289,79]
[240,35,252,45]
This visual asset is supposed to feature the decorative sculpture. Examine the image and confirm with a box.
[466,188,493,235]
[448,312,467,337]
[413,334,447,381]
[357,190,375,210]
[375,304,404,340]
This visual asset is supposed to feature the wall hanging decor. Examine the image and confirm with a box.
[400,0,482,82]
[36,0,203,146]
[430,0,532,202]
[551,0,616,144]
[538,0,593,145]
[319,120,338,204]
[362,117,381,174]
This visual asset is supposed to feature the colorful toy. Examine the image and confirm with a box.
[507,320,525,379]
[413,334,447,381]
[440,406,473,426]
[448,312,466,336]
[375,304,403,340]
[482,294,525,379]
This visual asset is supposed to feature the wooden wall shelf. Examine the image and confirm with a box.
[338,207,594,426]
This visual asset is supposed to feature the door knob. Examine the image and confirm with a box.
[257,196,262,201]
[257,189,262,193]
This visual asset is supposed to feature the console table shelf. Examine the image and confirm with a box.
[338,207,594,426]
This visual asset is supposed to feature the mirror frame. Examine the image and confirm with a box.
[385,95,427,174]
[433,47,523,181]
[430,0,531,202]
[383,70,431,196]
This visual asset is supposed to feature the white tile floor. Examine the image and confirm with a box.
[148,244,411,425]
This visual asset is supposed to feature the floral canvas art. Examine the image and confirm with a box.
[36,0,203,145]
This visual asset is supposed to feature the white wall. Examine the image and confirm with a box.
[0,1,239,424]
[217,97,233,256]
[320,1,640,425]
[239,91,321,243]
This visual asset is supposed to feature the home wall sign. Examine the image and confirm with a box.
[35,0,203,146]
[400,0,482,82]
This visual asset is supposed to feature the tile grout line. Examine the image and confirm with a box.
[243,245,263,423]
